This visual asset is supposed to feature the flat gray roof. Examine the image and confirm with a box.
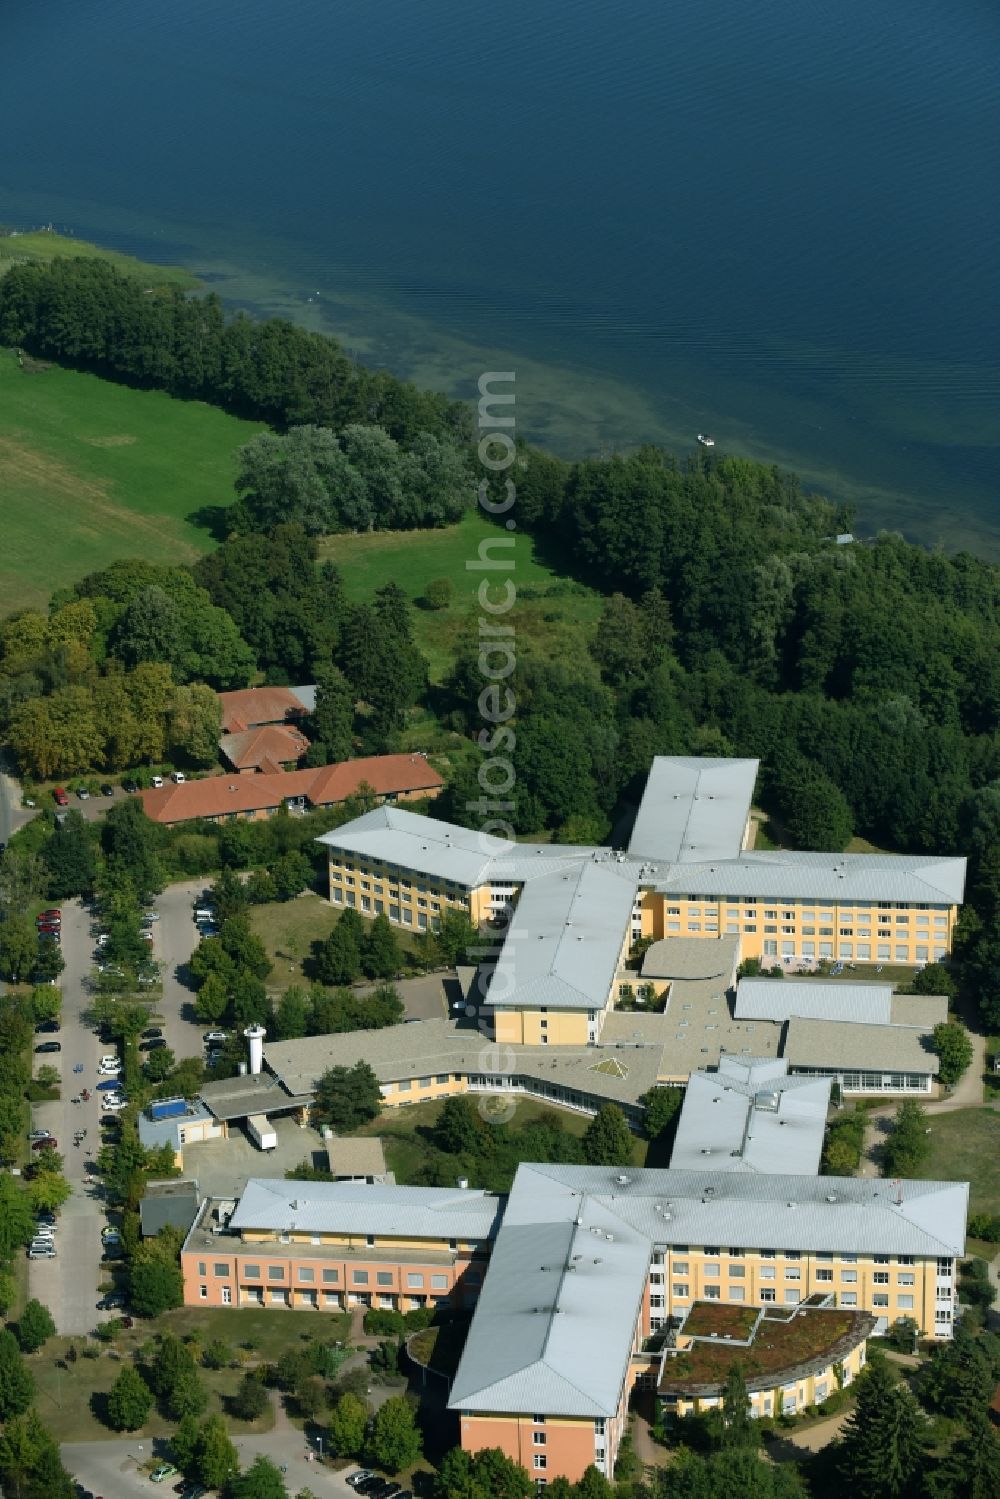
[655,849,966,906]
[628,757,758,864]
[138,1099,213,1151]
[229,1178,503,1241]
[324,1135,387,1177]
[669,1059,830,1175]
[784,1017,940,1076]
[735,979,948,1030]
[641,934,740,982]
[199,1074,312,1123]
[503,1162,967,1257]
[265,1016,667,1109]
[139,1180,201,1238]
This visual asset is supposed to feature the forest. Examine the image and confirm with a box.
[4,255,1000,1037]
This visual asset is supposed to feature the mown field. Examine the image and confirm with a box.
[919,1107,1000,1217]
[0,229,199,288]
[0,350,263,612]
[319,509,604,683]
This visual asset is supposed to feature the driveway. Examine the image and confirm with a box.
[184,1114,325,1198]
[145,879,207,1064]
[29,898,110,1335]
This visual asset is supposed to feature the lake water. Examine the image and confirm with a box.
[1,0,998,551]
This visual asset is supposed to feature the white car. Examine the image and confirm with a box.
[142,910,160,922]
[102,1096,128,1112]
[32,1226,55,1242]
[203,1030,227,1046]
[98,1055,121,1071]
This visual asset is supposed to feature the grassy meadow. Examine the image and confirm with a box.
[320,509,604,683]
[0,229,198,288]
[0,349,263,612]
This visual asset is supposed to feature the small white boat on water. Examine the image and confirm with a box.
[696,433,715,448]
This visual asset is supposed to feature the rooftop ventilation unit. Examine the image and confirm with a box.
[616,1174,630,1186]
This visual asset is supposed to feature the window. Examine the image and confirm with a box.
[704,1286,721,1300]
[297,1267,315,1283]
[197,1262,207,1276]
[841,1292,858,1307]
[322,1269,339,1283]
[366,1235,375,1247]
[898,1274,915,1286]
[728,1264,745,1278]
[352,1271,369,1285]
[533,1416,546,1424]
[760,1289,775,1303]
[873,1294,890,1308]
[243,1264,260,1279]
[841,1270,857,1283]
[816,1270,833,1283]
[377,1272,393,1286]
[533,1432,546,1445]
[436,1074,450,1084]
[534,1456,547,1471]
[729,1286,746,1302]
[267,1266,285,1281]
[784,1289,800,1304]
[199,1285,208,1300]
[673,1284,689,1298]
[431,1274,449,1289]
[703,1263,720,1277]
[873,1272,889,1285]
[407,1272,424,1288]
[784,1268,801,1281]
[221,1286,232,1304]
[898,1296,914,1310]
[759,1266,776,1280]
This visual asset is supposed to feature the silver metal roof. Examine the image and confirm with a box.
[655,849,966,905]
[628,757,758,863]
[229,1178,503,1240]
[505,1163,967,1257]
[784,1017,940,1076]
[736,979,897,1025]
[317,805,512,887]
[483,861,638,1011]
[669,1060,830,1175]
[448,1205,651,1417]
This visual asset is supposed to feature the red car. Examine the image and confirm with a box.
[31,1137,57,1152]
[52,788,69,806]
[38,909,61,922]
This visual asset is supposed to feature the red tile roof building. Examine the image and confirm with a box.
[219,723,311,774]
[217,686,311,735]
[140,755,444,826]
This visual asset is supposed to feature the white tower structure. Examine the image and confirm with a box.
[244,1025,266,1076]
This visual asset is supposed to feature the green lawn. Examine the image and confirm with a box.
[0,348,263,612]
[354,1095,647,1183]
[249,891,423,986]
[319,510,604,683]
[919,1107,1000,1217]
[0,229,199,288]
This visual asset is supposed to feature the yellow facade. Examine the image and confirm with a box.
[667,1335,869,1419]
[638,892,958,966]
[650,1245,952,1336]
[492,1008,592,1046]
[327,855,482,935]
[379,1073,468,1107]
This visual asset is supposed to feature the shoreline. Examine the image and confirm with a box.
[3,217,998,563]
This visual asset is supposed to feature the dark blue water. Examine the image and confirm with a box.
[2,0,998,549]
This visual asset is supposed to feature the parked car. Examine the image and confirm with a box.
[36,1211,57,1227]
[98,1054,120,1068]
[122,778,138,793]
[36,910,61,927]
[34,1020,60,1034]
[142,1027,163,1039]
[96,1078,123,1091]
[37,925,61,939]
[100,783,115,797]
[34,1041,61,1053]
[32,1226,55,1243]
[102,1097,128,1112]
[142,910,160,922]
[203,1030,227,1045]
[149,1463,177,1484]
[52,788,69,806]
[347,1475,376,1491]
[31,1137,57,1151]
[142,1037,167,1050]
[193,906,216,922]
[76,787,90,800]
[28,1129,52,1142]
[96,1292,125,1311]
[141,930,155,943]
[150,775,164,788]
[27,1243,56,1259]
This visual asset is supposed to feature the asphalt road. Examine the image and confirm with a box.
[28,897,112,1335]
[151,878,209,1065]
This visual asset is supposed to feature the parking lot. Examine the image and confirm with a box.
[185,1113,326,1198]
[27,884,207,1333]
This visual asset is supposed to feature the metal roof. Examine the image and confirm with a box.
[229,1178,503,1240]
[669,1060,830,1175]
[655,850,966,905]
[505,1163,967,1257]
[317,806,517,888]
[137,1099,213,1152]
[736,979,897,1025]
[628,757,758,863]
[483,861,638,1011]
[449,1207,651,1417]
[199,1074,313,1123]
[784,1017,940,1076]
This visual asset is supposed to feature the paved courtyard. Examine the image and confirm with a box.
[183,1113,326,1198]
